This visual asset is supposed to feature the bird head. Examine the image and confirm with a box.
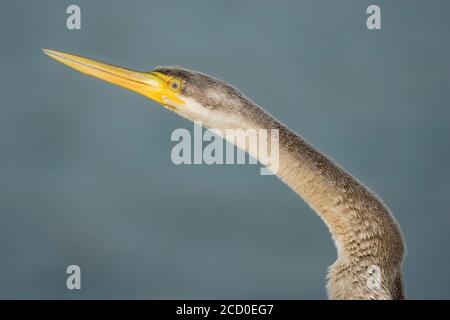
[43,49,259,131]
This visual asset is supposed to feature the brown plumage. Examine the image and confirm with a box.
[43,49,406,299]
[156,67,406,299]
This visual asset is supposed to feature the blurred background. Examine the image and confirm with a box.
[0,0,449,299]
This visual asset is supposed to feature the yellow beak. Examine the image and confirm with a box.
[42,49,185,108]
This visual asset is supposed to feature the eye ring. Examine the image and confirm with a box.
[168,78,182,92]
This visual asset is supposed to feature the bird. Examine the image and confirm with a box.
[43,48,406,300]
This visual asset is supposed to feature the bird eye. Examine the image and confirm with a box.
[168,78,182,92]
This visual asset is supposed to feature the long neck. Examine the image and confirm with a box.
[213,104,405,299]
[276,127,406,299]
[274,124,398,255]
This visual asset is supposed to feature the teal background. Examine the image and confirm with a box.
[0,0,449,298]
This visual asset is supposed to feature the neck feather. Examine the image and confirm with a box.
[212,104,406,299]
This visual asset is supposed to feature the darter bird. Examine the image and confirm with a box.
[43,49,406,300]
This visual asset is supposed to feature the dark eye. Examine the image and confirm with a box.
[169,79,181,91]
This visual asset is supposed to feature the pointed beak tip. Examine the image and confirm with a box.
[42,48,55,57]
